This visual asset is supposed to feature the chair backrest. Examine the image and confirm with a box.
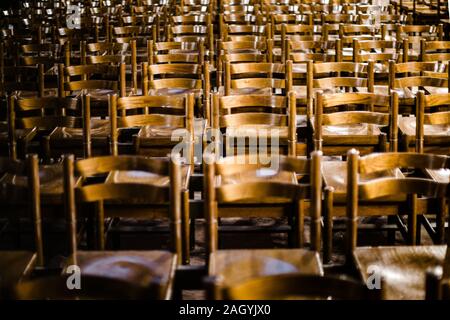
[353,40,399,64]
[389,61,449,92]
[148,63,203,90]
[420,40,450,63]
[346,149,450,259]
[306,60,374,114]
[10,96,80,130]
[150,40,205,65]
[60,63,125,98]
[314,91,398,152]
[212,92,297,155]
[416,91,450,153]
[224,62,286,95]
[63,154,184,263]
[0,65,44,97]
[211,273,383,300]
[286,40,335,64]
[203,151,322,255]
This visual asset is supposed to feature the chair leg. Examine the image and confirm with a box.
[182,190,190,265]
[387,215,396,244]
[95,201,105,250]
[323,188,333,264]
[435,198,446,244]
[407,194,417,245]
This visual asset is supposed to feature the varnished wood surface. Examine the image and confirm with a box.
[399,116,450,137]
[0,163,66,204]
[65,251,177,299]
[105,164,190,191]
[321,161,404,202]
[209,249,323,287]
[0,251,36,286]
[354,245,447,300]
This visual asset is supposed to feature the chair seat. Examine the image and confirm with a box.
[137,125,185,147]
[49,119,110,146]
[0,123,37,143]
[0,163,65,204]
[0,251,36,287]
[218,86,273,96]
[353,245,447,300]
[106,164,191,189]
[226,125,289,141]
[322,161,404,203]
[311,118,383,145]
[209,248,323,287]
[65,251,177,299]
[399,115,450,137]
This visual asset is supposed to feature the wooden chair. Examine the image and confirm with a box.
[396,24,444,61]
[419,40,450,65]
[62,153,188,295]
[353,40,402,83]
[109,93,195,162]
[385,60,448,113]
[203,152,323,291]
[148,62,207,117]
[303,60,374,118]
[83,40,140,94]
[313,92,399,156]
[8,95,81,161]
[208,272,383,300]
[344,150,449,262]
[59,62,126,117]
[212,92,298,156]
[400,91,450,155]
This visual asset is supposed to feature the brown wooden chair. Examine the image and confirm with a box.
[400,91,450,155]
[419,40,450,65]
[396,24,444,61]
[109,93,195,162]
[207,272,383,300]
[313,92,399,157]
[59,62,126,117]
[212,92,298,156]
[62,153,188,295]
[83,41,140,95]
[353,39,402,85]
[344,150,449,262]
[302,60,374,123]
[46,93,110,159]
[386,61,448,114]
[203,151,323,291]
[8,95,80,161]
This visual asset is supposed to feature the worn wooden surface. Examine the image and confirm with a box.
[209,248,323,287]
[354,245,447,300]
